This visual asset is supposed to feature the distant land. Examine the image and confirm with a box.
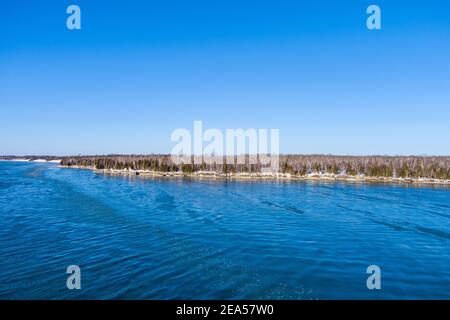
[0,155,61,161]
[2,155,449,185]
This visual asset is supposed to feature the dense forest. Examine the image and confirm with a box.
[59,155,450,180]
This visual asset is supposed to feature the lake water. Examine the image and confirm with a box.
[0,161,449,299]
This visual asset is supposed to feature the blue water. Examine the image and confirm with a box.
[0,161,449,299]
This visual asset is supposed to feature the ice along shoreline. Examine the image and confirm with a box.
[59,165,450,186]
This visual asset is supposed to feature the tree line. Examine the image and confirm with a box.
[59,154,450,179]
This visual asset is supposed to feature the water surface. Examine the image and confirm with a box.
[0,161,449,299]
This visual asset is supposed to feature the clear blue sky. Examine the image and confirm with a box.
[1,0,449,156]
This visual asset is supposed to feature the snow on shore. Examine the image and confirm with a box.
[59,165,450,185]
[0,159,61,163]
[32,159,61,163]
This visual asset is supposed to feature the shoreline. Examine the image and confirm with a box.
[0,159,61,163]
[59,165,450,186]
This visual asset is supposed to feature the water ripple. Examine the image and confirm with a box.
[0,161,449,299]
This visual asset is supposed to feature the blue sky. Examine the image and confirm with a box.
[1,0,449,156]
